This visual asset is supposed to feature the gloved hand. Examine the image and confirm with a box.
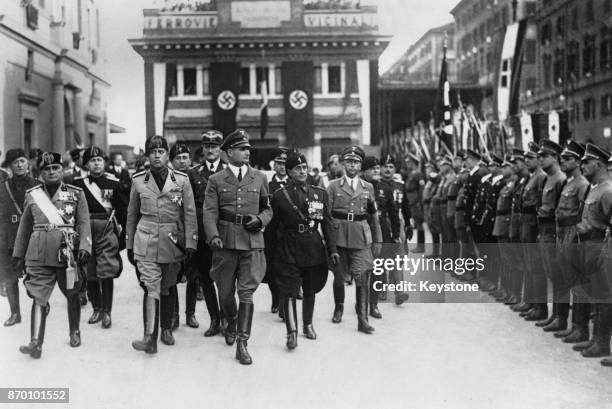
[127,249,135,266]
[330,252,340,265]
[244,215,262,232]
[209,237,223,251]
[77,250,90,266]
[185,248,196,263]
[13,257,25,278]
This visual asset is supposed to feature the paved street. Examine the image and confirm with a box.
[1,253,612,409]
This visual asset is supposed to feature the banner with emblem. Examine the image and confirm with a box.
[211,62,241,136]
[282,61,314,148]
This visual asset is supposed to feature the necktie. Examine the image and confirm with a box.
[210,163,214,172]
[237,168,242,182]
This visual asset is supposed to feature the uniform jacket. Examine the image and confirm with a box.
[464,165,488,221]
[203,166,272,251]
[556,174,589,226]
[0,176,40,249]
[401,170,424,222]
[188,160,226,240]
[126,169,197,263]
[446,172,461,219]
[492,176,515,237]
[13,183,92,267]
[521,168,547,227]
[327,176,382,249]
[538,169,566,222]
[106,165,132,192]
[270,181,337,267]
[510,173,528,239]
[373,179,400,240]
[264,173,290,260]
[576,179,612,235]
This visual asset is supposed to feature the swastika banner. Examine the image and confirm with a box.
[211,62,241,136]
[282,61,314,148]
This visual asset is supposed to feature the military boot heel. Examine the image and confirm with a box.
[19,303,46,359]
[284,297,298,350]
[235,303,254,365]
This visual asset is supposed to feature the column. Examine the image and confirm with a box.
[73,89,86,147]
[321,62,329,95]
[196,64,204,97]
[249,64,257,96]
[356,60,371,145]
[52,79,66,153]
[144,61,155,138]
[153,62,166,136]
[268,63,276,96]
[177,65,185,97]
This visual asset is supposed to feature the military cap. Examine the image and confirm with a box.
[70,148,83,162]
[221,129,251,151]
[145,135,169,155]
[489,154,503,167]
[455,150,466,160]
[524,142,540,158]
[286,153,308,170]
[561,140,585,159]
[466,149,481,160]
[362,156,380,171]
[201,129,223,145]
[479,155,490,166]
[510,148,525,162]
[4,148,27,166]
[38,152,62,170]
[380,154,396,166]
[440,154,453,167]
[582,143,610,163]
[538,139,563,156]
[342,146,365,162]
[83,146,106,164]
[271,147,289,163]
[169,142,190,160]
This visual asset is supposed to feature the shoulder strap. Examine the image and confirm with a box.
[82,177,112,213]
[5,180,23,215]
[29,188,67,225]
[281,188,308,222]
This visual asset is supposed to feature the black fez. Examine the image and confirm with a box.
[380,154,396,166]
[4,148,27,166]
[83,146,106,164]
[221,129,251,151]
[582,143,610,163]
[70,148,83,162]
[145,135,169,155]
[38,152,62,170]
[271,147,289,163]
[538,139,563,156]
[286,153,308,170]
[29,148,42,160]
[362,156,380,171]
[342,146,365,162]
[201,130,223,145]
[561,140,586,159]
[170,143,190,160]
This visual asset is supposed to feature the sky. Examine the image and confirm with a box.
[100,0,458,149]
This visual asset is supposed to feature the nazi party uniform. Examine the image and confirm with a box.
[13,152,92,358]
[327,146,382,334]
[72,146,128,330]
[203,129,273,365]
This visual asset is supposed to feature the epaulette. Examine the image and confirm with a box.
[189,164,201,171]
[173,170,188,177]
[132,170,146,179]
[65,183,83,191]
[311,184,326,192]
[104,172,120,181]
[74,175,86,181]
[26,185,43,193]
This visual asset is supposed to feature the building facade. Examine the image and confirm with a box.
[523,0,612,146]
[0,0,111,156]
[129,0,389,168]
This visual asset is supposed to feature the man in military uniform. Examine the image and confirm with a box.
[402,154,425,253]
[318,154,344,189]
[327,146,382,334]
[63,148,85,185]
[203,129,273,365]
[518,142,547,320]
[72,146,127,330]
[423,162,442,257]
[188,130,226,336]
[464,150,489,246]
[270,153,339,349]
[0,149,40,326]
[127,136,197,354]
[553,140,590,341]
[13,152,92,358]
[572,144,612,359]
[437,154,457,259]
[264,147,289,316]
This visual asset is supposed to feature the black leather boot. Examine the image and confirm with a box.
[356,285,374,334]
[302,294,317,340]
[19,303,46,359]
[581,305,612,358]
[4,281,21,326]
[68,295,81,347]
[563,303,590,342]
[132,296,158,354]
[536,303,557,327]
[284,297,298,350]
[202,282,220,337]
[101,278,113,329]
[369,283,382,319]
[186,280,199,328]
[160,294,175,346]
[512,301,531,312]
[525,304,548,321]
[87,280,102,324]
[236,302,254,365]
[171,285,180,330]
[223,298,238,345]
[332,284,344,323]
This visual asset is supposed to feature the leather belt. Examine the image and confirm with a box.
[33,224,74,232]
[537,216,555,225]
[521,205,537,214]
[220,211,249,225]
[578,229,607,241]
[447,196,457,201]
[283,224,318,234]
[331,211,367,222]
[556,216,580,227]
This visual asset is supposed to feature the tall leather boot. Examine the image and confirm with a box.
[302,294,317,340]
[68,295,81,347]
[543,303,569,332]
[573,304,599,351]
[19,303,46,359]
[4,281,21,326]
[87,280,102,324]
[269,280,280,313]
[235,302,254,365]
[563,303,590,343]
[170,285,180,330]
[185,280,199,328]
[392,268,409,305]
[524,303,548,321]
[356,285,374,334]
[536,303,557,327]
[223,299,238,345]
[100,278,113,329]
[332,284,344,323]
[160,293,175,345]
[202,282,220,337]
[132,295,158,354]
[413,230,425,253]
[581,304,612,358]
[369,278,382,319]
[284,297,298,350]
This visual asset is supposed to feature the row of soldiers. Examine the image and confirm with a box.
[402,138,612,368]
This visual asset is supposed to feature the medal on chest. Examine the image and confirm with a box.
[170,193,183,207]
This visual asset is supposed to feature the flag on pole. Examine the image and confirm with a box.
[548,110,560,143]
[435,33,454,152]
[520,111,534,150]
[260,81,269,139]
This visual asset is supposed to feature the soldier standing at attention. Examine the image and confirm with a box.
[0,149,40,327]
[270,153,339,350]
[188,130,226,337]
[402,154,425,253]
[73,147,128,329]
[13,152,92,358]
[127,136,197,354]
[327,146,382,334]
[203,129,272,365]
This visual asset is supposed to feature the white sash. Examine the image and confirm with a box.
[82,177,112,213]
[29,188,66,225]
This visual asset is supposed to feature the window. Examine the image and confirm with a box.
[23,119,33,154]
[275,67,282,94]
[541,22,552,45]
[314,65,322,94]
[571,7,578,31]
[583,35,596,77]
[601,94,612,117]
[586,0,594,22]
[328,65,342,93]
[555,15,565,37]
[256,66,269,95]
[543,54,552,87]
[584,98,596,120]
[240,67,250,95]
[567,41,579,81]
[183,67,196,95]
[601,33,612,71]
[202,68,210,95]
[572,102,580,123]
[25,49,34,81]
[554,48,565,85]
[26,5,38,30]
[525,39,536,64]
